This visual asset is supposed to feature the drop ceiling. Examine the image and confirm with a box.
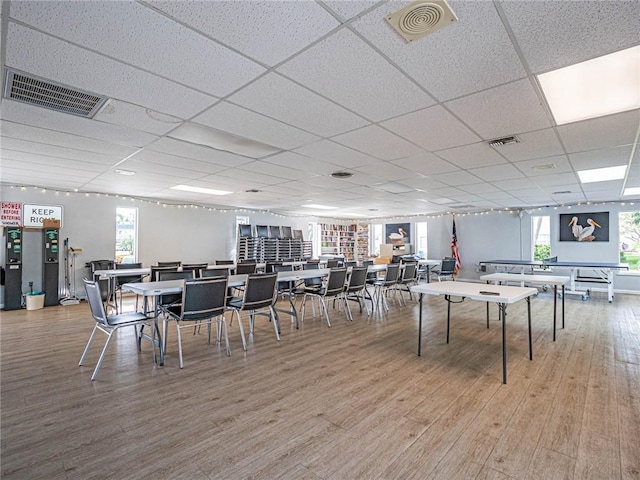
[1,0,638,218]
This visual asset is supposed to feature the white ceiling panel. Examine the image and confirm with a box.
[0,121,139,158]
[557,110,640,153]
[332,125,424,161]
[145,138,255,169]
[125,150,228,176]
[437,142,508,169]
[501,0,640,74]
[445,79,552,139]
[470,163,525,182]
[2,0,638,216]
[146,0,340,66]
[6,24,217,119]
[226,73,369,137]
[93,100,182,136]
[9,0,265,97]
[353,0,527,101]
[1,100,158,148]
[493,129,565,162]
[278,29,435,122]
[294,140,383,169]
[194,101,319,151]
[381,105,481,152]
[391,153,459,176]
[0,137,123,166]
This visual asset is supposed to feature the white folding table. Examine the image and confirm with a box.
[480,273,569,341]
[410,281,537,384]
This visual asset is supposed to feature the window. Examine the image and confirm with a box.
[371,223,383,256]
[415,221,428,258]
[532,215,550,261]
[115,207,137,263]
[619,211,640,270]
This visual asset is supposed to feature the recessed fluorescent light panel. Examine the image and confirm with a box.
[169,122,281,158]
[538,45,640,125]
[301,204,337,210]
[624,187,640,196]
[171,185,232,195]
[577,165,627,184]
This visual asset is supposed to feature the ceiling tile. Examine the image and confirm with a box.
[332,125,424,161]
[514,155,573,177]
[534,172,580,187]
[293,140,380,169]
[430,170,483,186]
[278,29,435,122]
[353,0,527,101]
[0,137,123,167]
[437,142,508,169]
[6,23,217,119]
[445,79,552,139]
[263,152,338,176]
[126,150,228,175]
[226,73,369,137]
[493,128,565,162]
[391,153,459,176]
[558,109,640,154]
[501,0,640,74]
[469,163,525,182]
[10,0,265,97]
[353,161,415,182]
[145,138,254,168]
[93,100,182,135]
[568,145,633,171]
[323,1,380,21]
[147,0,339,66]
[193,101,319,150]
[381,105,481,152]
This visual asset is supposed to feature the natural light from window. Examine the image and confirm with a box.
[115,207,137,263]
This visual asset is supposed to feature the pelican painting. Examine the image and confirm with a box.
[568,216,601,241]
[385,223,410,245]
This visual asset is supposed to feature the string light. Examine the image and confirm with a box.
[1,182,636,222]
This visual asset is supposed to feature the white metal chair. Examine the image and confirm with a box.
[79,278,152,381]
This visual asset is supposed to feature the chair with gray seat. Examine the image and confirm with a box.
[344,266,369,318]
[300,267,348,326]
[79,278,152,381]
[114,262,147,312]
[397,262,418,305]
[201,266,230,278]
[157,261,181,268]
[434,257,457,282]
[182,263,208,278]
[372,264,401,312]
[163,277,230,368]
[226,273,279,349]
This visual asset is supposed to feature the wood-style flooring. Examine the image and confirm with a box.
[1,287,639,479]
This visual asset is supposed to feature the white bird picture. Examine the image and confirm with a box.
[568,216,601,241]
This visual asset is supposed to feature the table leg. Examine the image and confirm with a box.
[527,296,532,361]
[562,285,565,329]
[445,295,451,344]
[553,285,557,341]
[500,303,507,384]
[418,293,423,356]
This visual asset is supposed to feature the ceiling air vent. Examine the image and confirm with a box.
[488,135,520,148]
[385,0,458,43]
[331,171,353,179]
[3,69,109,118]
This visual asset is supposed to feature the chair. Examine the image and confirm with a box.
[397,262,418,305]
[79,279,151,381]
[435,257,457,282]
[158,261,181,267]
[87,259,115,301]
[157,270,195,315]
[226,273,279,349]
[372,264,401,312]
[215,260,234,265]
[326,259,340,268]
[150,265,178,282]
[300,267,348,326]
[114,262,147,312]
[344,266,369,318]
[182,263,208,278]
[163,277,230,368]
[236,263,257,275]
[201,266,230,278]
[345,261,358,268]
[265,261,283,273]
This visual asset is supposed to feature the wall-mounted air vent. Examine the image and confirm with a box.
[3,69,109,118]
[488,136,520,147]
[385,0,458,43]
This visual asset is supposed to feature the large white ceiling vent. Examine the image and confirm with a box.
[385,0,458,43]
[3,69,109,118]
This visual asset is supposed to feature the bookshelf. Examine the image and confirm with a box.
[319,223,359,261]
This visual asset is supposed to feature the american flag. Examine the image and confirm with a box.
[451,216,461,274]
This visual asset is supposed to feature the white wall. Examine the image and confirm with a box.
[2,185,638,307]
[0,187,310,304]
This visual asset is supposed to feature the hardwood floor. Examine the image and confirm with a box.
[1,288,639,479]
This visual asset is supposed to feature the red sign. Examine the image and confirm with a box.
[1,202,22,227]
